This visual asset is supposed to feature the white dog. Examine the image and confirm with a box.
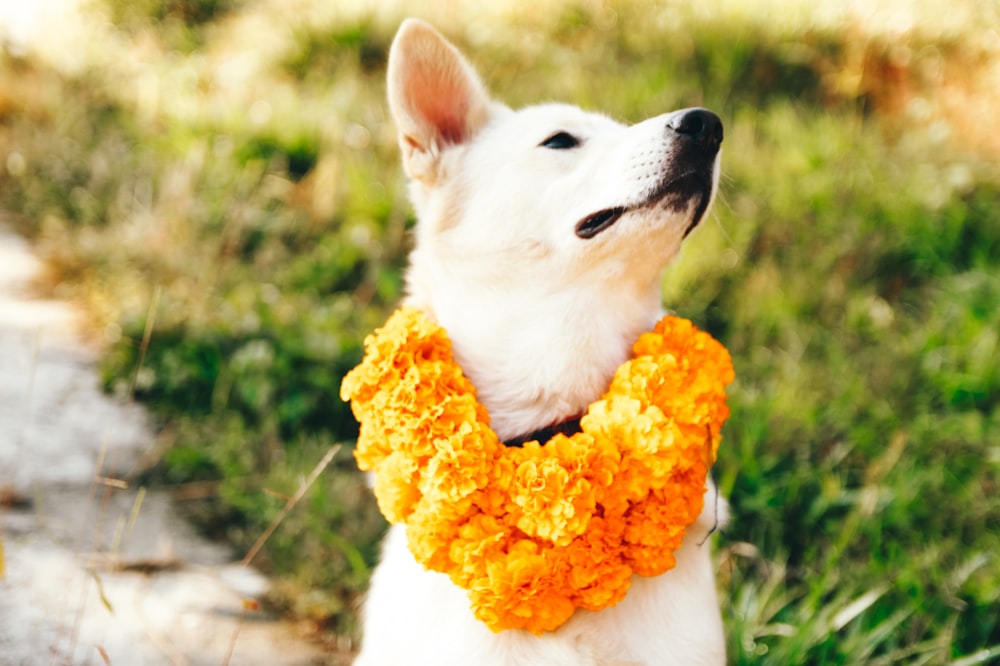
[354,18,727,666]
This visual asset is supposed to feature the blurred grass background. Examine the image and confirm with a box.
[1,0,999,662]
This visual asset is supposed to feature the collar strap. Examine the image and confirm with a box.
[504,415,583,448]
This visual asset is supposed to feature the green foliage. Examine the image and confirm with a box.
[283,20,390,80]
[1,0,998,660]
[104,0,245,51]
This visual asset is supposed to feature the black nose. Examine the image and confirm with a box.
[668,108,723,149]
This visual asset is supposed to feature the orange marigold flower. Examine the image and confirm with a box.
[340,307,734,634]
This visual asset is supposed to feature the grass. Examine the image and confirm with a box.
[1,0,998,661]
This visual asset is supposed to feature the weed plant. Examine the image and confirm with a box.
[0,0,997,662]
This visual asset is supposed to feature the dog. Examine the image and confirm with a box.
[353,18,727,666]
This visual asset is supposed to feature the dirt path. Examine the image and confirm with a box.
[0,226,329,665]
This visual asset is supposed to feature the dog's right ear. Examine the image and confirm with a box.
[387,19,493,183]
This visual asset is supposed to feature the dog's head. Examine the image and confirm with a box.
[388,19,721,303]
[386,19,723,437]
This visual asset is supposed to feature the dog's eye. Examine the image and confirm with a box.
[539,132,580,150]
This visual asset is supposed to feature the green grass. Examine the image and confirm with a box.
[1,0,998,661]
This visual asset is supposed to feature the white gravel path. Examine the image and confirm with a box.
[0,227,328,666]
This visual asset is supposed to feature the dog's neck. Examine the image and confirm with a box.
[404,271,663,442]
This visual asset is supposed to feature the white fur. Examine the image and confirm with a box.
[354,19,727,665]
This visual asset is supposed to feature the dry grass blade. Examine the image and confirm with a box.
[88,569,115,615]
[240,444,341,568]
[95,644,112,665]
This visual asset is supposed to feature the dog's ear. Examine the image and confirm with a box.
[387,19,493,183]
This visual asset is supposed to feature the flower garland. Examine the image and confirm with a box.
[340,307,734,634]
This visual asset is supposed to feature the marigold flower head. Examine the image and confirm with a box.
[341,307,734,634]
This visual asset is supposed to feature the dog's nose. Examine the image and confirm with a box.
[668,108,723,149]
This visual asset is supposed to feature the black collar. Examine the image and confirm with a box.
[503,416,584,447]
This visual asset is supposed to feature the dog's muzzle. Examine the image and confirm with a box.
[575,108,723,240]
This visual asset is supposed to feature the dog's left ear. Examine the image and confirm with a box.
[387,19,494,183]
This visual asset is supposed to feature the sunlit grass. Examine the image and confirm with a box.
[1,0,998,661]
